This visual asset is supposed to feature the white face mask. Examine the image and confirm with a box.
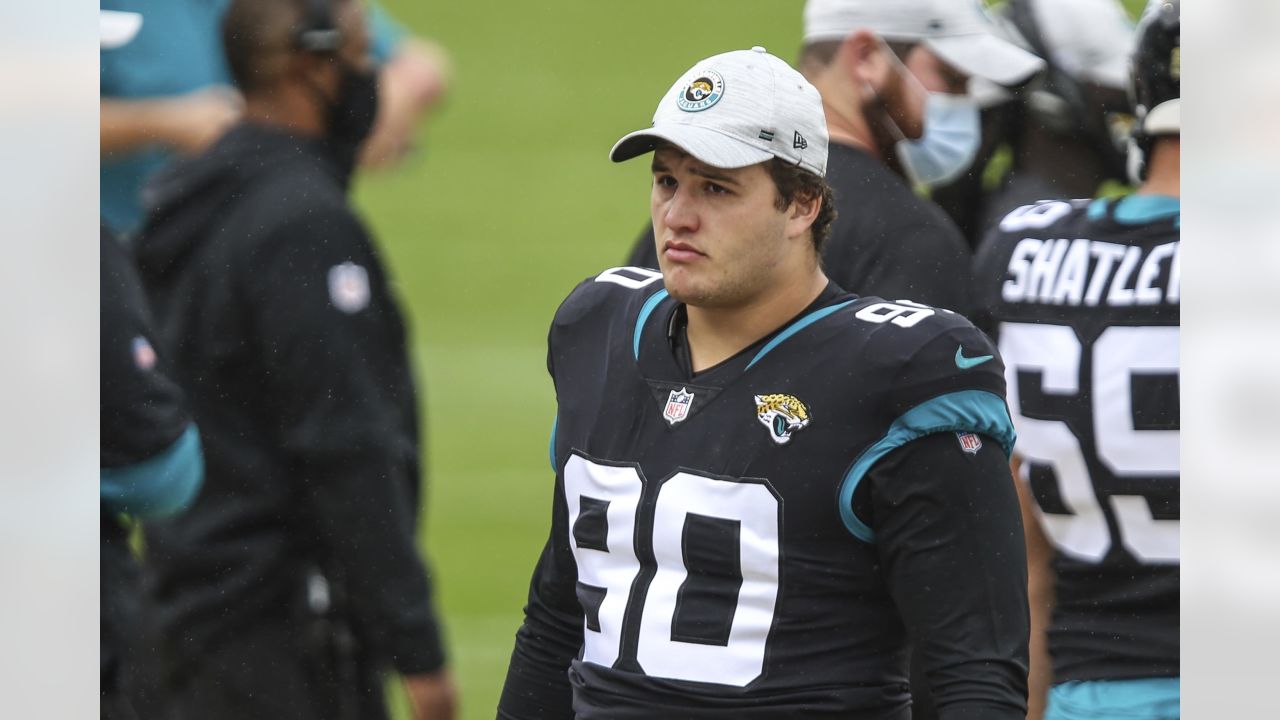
[894,91,981,187]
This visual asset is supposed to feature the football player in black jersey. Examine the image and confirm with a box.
[498,47,1029,720]
[971,2,1180,718]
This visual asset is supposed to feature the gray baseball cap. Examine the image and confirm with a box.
[610,47,830,177]
[803,0,1045,87]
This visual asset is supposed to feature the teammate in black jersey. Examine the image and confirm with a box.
[971,3,1180,718]
[498,47,1029,720]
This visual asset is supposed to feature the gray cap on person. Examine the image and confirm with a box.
[803,0,1045,86]
[610,46,830,177]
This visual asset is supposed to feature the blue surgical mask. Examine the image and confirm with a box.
[894,92,981,187]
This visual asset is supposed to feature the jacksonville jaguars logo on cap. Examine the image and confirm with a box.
[754,394,811,445]
[677,70,724,112]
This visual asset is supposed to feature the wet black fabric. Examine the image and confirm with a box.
[972,198,1180,683]
[498,274,1027,719]
[133,123,445,701]
[101,224,195,719]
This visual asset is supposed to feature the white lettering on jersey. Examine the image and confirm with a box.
[1106,246,1142,306]
[998,200,1074,232]
[1001,239,1180,308]
[854,302,936,328]
[595,266,663,290]
[1001,238,1041,302]
[1051,239,1090,305]
[1085,243,1127,306]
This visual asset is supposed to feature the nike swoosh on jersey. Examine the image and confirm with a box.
[955,346,994,369]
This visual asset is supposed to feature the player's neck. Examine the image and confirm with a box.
[684,267,830,373]
[814,75,881,159]
[1136,138,1180,198]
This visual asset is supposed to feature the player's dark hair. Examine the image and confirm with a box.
[765,159,836,254]
[797,40,841,78]
[224,0,343,95]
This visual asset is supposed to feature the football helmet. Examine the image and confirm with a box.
[1129,0,1180,179]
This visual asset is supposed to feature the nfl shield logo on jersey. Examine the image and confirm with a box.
[131,335,157,371]
[328,262,371,314]
[956,432,983,455]
[663,387,694,426]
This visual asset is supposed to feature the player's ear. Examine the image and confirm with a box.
[841,30,888,90]
[785,189,822,241]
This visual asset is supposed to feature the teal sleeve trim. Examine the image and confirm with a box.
[747,300,856,369]
[1116,194,1180,227]
[549,416,558,472]
[368,3,408,64]
[633,289,669,360]
[1047,678,1180,719]
[101,423,204,519]
[837,390,1017,542]
[1088,195,1180,227]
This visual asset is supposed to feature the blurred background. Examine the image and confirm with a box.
[0,0,1275,718]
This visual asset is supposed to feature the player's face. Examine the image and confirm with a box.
[902,45,969,97]
[650,147,793,308]
[863,42,963,143]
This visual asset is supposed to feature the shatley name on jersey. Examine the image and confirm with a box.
[997,201,1179,308]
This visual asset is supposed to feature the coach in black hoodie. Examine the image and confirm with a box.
[132,2,455,718]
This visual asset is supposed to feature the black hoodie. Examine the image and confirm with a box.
[133,122,445,677]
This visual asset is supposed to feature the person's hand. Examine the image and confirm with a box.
[162,86,243,155]
[402,669,458,720]
[359,39,452,169]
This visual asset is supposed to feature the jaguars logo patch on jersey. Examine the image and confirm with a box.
[754,394,810,445]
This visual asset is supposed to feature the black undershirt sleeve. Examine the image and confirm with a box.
[863,431,1029,720]
[497,483,582,720]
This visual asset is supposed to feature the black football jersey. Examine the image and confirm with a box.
[512,267,1019,718]
[973,196,1180,682]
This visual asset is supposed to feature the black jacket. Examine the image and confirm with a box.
[133,123,445,676]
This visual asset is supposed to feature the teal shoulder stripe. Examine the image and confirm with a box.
[101,423,204,519]
[549,416,558,471]
[747,299,857,370]
[633,289,669,360]
[837,390,1017,542]
[1087,197,1110,222]
[1089,195,1180,227]
[1115,194,1180,227]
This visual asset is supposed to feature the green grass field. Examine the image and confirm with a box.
[356,1,1147,716]
[356,3,804,716]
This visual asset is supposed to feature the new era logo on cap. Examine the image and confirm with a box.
[609,46,829,177]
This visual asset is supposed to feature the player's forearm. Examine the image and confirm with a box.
[497,626,577,720]
[498,541,583,719]
[101,98,186,156]
[498,605,580,719]
[1014,456,1057,720]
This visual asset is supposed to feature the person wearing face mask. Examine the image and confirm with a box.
[795,3,1043,718]
[625,0,1043,318]
[796,0,1044,317]
[130,2,456,719]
